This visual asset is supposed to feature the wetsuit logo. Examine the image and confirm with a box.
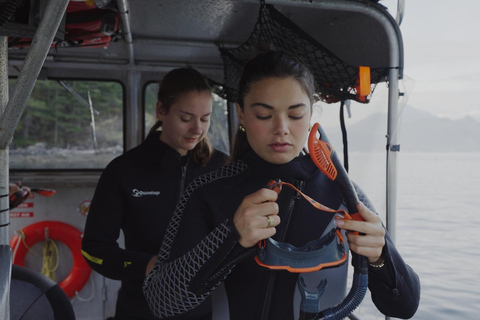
[132,189,160,197]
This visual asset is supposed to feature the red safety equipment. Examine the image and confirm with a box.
[10,221,92,298]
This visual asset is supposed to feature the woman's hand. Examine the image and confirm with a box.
[146,256,157,276]
[233,188,281,248]
[334,202,386,264]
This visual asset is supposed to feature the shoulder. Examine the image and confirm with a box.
[101,141,153,174]
[208,149,229,167]
[187,160,249,194]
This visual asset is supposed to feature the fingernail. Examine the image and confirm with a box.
[334,218,344,227]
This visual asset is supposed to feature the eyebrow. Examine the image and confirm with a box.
[179,110,212,117]
[250,102,307,110]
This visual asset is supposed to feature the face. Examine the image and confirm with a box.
[237,77,312,164]
[157,90,212,156]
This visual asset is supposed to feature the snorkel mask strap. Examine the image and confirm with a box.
[255,180,350,273]
[267,180,354,220]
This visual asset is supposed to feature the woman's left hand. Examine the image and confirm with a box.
[334,202,385,264]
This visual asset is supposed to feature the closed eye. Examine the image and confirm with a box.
[256,115,272,120]
[289,115,304,120]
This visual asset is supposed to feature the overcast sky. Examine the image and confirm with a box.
[386,0,480,120]
[316,0,480,127]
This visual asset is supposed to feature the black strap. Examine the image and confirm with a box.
[340,101,349,173]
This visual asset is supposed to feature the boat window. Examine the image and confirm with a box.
[144,82,230,155]
[8,79,124,170]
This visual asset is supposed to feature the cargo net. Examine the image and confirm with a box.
[217,0,389,104]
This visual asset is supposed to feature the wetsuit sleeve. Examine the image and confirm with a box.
[369,232,420,319]
[81,164,153,281]
[355,183,421,319]
[143,165,252,319]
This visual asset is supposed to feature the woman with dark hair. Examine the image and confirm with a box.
[82,67,228,320]
[143,51,420,320]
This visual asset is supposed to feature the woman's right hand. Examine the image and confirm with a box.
[233,188,281,248]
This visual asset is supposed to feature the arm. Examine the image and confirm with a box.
[368,231,420,319]
[143,217,242,318]
[335,185,420,319]
[143,162,277,318]
[81,165,153,280]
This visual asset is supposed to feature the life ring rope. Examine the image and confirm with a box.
[9,221,92,299]
[41,238,59,281]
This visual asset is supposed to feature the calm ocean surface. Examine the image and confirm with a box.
[346,152,480,320]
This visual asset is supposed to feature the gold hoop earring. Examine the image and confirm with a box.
[239,124,246,132]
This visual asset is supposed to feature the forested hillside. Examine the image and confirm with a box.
[9,79,229,169]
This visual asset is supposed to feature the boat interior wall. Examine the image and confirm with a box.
[6,182,120,318]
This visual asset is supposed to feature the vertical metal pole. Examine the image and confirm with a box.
[386,68,399,245]
[0,1,69,317]
[125,69,141,149]
[0,35,11,320]
[116,0,141,149]
[385,12,402,320]
[0,0,70,148]
[0,36,9,246]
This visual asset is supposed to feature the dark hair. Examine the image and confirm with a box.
[231,50,317,162]
[147,67,213,166]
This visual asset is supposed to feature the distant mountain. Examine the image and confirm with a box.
[325,106,480,153]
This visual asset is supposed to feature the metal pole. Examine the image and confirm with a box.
[0,36,9,246]
[386,69,399,245]
[0,34,10,320]
[0,0,70,148]
[385,7,402,320]
[0,0,70,315]
[116,0,134,65]
[116,0,142,148]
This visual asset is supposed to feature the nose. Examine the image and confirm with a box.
[274,117,288,136]
[190,119,203,136]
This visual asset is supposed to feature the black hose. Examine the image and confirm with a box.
[314,254,368,320]
[310,123,370,319]
[319,273,368,320]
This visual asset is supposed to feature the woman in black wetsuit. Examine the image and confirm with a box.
[81,67,228,320]
[143,51,420,320]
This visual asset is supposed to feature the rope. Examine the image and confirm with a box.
[73,275,96,302]
[41,238,59,281]
[12,230,42,261]
[13,229,60,282]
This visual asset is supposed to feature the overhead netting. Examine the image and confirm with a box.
[218,0,390,104]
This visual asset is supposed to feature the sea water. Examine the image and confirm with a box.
[346,152,480,320]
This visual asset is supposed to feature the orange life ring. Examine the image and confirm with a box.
[9,220,92,298]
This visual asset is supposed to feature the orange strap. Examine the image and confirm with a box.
[267,180,353,220]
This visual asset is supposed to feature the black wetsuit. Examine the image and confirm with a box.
[82,132,228,320]
[144,151,420,320]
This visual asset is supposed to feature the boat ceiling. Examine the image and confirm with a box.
[6,0,402,84]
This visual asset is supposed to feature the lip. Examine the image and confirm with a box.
[184,137,198,143]
[268,142,292,152]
